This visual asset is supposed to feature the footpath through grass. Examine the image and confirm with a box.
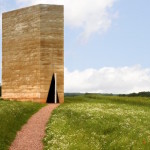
[0,99,45,150]
[44,95,150,150]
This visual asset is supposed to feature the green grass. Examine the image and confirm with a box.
[44,95,150,150]
[0,99,45,150]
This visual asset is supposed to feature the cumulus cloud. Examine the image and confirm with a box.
[15,0,118,41]
[64,66,150,94]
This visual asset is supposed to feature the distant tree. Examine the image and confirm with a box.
[119,91,150,97]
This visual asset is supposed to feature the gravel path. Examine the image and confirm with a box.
[9,104,59,150]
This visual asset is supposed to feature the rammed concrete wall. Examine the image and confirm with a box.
[2,4,64,103]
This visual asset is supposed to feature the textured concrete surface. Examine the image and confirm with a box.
[2,4,64,103]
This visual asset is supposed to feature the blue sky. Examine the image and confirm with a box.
[65,0,150,70]
[1,0,150,93]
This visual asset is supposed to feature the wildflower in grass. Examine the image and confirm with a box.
[44,96,150,150]
[143,140,146,144]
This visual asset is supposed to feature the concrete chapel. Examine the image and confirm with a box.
[2,4,64,103]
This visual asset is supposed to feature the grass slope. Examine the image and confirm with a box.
[44,95,150,150]
[0,99,45,150]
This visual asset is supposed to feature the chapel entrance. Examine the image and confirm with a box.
[47,73,59,103]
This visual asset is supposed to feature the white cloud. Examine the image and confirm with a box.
[0,1,7,33]
[15,0,118,41]
[64,65,150,94]
[0,1,4,33]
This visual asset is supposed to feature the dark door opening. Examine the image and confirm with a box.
[47,73,59,103]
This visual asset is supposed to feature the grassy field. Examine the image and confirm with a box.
[0,99,45,150]
[44,95,150,150]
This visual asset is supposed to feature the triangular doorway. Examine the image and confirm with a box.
[47,73,59,103]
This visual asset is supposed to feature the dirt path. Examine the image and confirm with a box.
[9,104,59,150]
